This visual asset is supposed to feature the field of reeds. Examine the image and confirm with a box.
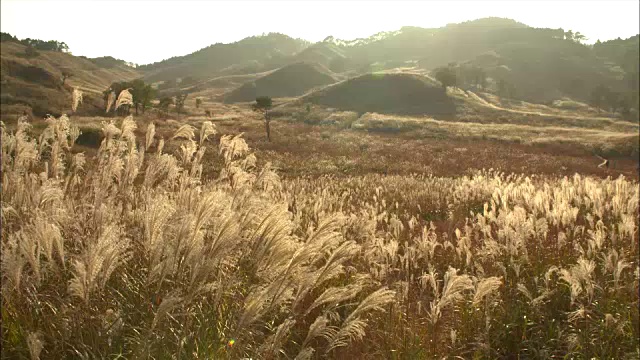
[1,112,638,359]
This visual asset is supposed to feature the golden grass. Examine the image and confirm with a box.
[353,112,639,155]
[1,113,638,359]
[1,41,140,96]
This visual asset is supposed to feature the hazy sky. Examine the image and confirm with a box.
[1,0,638,65]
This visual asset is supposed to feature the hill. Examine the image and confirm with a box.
[303,73,456,117]
[324,18,637,104]
[88,56,137,69]
[224,62,336,103]
[136,18,638,107]
[0,41,141,117]
[288,42,349,72]
[139,33,309,83]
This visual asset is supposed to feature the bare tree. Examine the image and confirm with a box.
[253,96,273,142]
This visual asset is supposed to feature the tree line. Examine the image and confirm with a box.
[433,62,637,117]
[1,32,69,52]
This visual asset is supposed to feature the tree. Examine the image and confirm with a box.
[564,30,574,41]
[130,79,146,115]
[140,85,156,114]
[253,96,273,142]
[195,98,202,109]
[24,45,39,58]
[617,95,632,118]
[497,79,507,97]
[589,84,611,113]
[462,65,486,89]
[604,90,620,113]
[58,42,69,52]
[175,93,188,113]
[574,32,587,44]
[0,32,18,42]
[434,66,457,89]
[497,79,516,98]
[158,97,173,114]
[60,68,73,86]
[104,80,156,115]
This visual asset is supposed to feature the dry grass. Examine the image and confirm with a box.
[350,112,639,156]
[1,115,397,359]
[2,61,639,358]
[2,112,638,358]
[1,42,140,96]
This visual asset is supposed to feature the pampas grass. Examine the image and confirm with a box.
[1,112,637,359]
[115,88,133,110]
[105,91,115,113]
[72,87,83,112]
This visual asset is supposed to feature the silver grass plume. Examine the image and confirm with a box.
[199,121,217,146]
[145,122,155,151]
[105,91,115,113]
[72,87,83,112]
[472,276,502,307]
[172,124,196,141]
[327,287,396,352]
[115,89,133,110]
[27,332,44,360]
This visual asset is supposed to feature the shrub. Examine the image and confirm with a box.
[23,46,39,58]
[75,126,103,148]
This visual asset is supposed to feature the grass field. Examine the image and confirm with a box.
[1,83,639,359]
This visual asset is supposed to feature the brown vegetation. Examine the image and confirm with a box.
[1,113,637,359]
[224,62,336,103]
[304,73,457,117]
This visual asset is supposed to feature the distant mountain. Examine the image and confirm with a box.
[325,18,637,104]
[139,33,310,83]
[224,62,336,103]
[141,18,638,105]
[2,18,637,117]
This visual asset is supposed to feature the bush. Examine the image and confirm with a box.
[75,126,103,148]
[23,46,39,58]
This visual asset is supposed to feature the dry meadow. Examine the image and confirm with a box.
[1,94,638,359]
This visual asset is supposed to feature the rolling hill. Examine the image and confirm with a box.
[1,17,637,119]
[288,42,349,72]
[139,33,310,83]
[303,73,456,117]
[138,18,638,107]
[224,62,336,103]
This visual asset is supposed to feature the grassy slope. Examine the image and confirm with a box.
[139,33,309,83]
[0,42,141,117]
[302,73,456,117]
[223,62,336,103]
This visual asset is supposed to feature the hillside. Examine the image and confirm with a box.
[327,18,637,104]
[224,62,336,103]
[288,42,349,72]
[139,33,309,83]
[139,18,638,107]
[457,35,629,103]
[303,73,456,117]
[0,41,141,117]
